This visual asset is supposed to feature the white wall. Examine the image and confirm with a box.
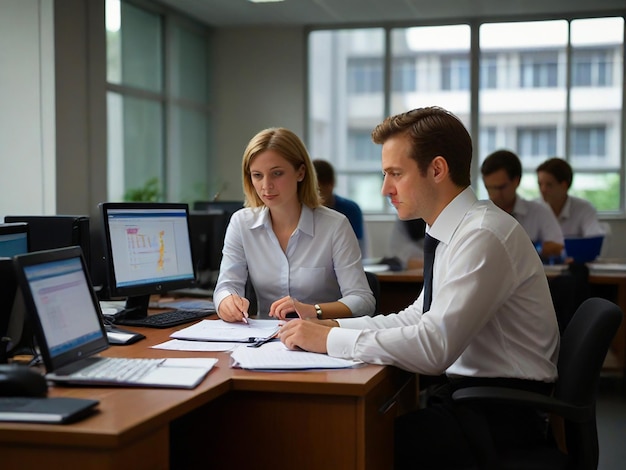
[213,26,306,201]
[0,0,55,219]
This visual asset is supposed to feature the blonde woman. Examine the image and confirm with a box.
[213,127,374,323]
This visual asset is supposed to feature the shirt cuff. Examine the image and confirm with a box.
[212,289,230,314]
[327,326,361,359]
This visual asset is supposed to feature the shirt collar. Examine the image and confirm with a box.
[512,195,528,217]
[559,196,572,220]
[248,204,315,237]
[428,186,477,246]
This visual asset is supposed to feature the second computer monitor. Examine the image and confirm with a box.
[0,222,31,363]
[188,210,230,288]
[193,200,243,219]
[99,202,197,319]
[3,214,92,273]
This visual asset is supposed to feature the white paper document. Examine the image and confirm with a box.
[171,319,281,343]
[230,341,363,370]
[587,262,626,273]
[152,339,240,352]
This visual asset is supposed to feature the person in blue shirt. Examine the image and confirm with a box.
[214,128,375,323]
[313,159,367,255]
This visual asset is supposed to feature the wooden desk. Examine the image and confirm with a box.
[589,271,626,372]
[0,323,416,470]
[376,268,626,373]
[375,269,423,315]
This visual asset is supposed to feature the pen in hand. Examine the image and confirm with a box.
[232,293,250,325]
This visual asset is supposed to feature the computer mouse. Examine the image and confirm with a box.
[0,364,48,397]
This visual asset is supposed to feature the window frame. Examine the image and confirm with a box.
[306,15,625,218]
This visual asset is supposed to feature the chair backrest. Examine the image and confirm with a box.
[555,297,622,468]
[365,270,380,315]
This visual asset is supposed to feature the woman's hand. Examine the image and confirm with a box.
[269,296,316,320]
[217,294,250,323]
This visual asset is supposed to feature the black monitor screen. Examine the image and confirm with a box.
[0,222,31,363]
[100,202,197,318]
[0,222,29,257]
[193,200,243,219]
[188,210,230,288]
[3,215,91,274]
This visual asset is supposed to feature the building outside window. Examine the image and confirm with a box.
[309,17,624,215]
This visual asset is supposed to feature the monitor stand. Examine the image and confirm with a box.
[111,294,151,322]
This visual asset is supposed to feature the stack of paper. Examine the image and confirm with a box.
[167,319,362,371]
[230,341,362,371]
[171,319,280,343]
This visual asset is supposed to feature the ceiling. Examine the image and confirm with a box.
[148,0,625,28]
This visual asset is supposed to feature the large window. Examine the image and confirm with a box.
[308,25,470,214]
[309,17,624,216]
[308,29,386,212]
[105,0,213,203]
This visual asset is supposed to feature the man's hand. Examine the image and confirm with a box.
[277,318,335,353]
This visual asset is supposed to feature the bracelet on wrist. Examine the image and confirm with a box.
[314,304,323,319]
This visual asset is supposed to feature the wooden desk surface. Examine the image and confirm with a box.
[376,268,423,283]
[0,318,415,470]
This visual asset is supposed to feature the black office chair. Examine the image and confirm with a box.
[452,297,623,470]
[365,270,380,315]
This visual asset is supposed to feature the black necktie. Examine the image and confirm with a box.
[422,233,440,313]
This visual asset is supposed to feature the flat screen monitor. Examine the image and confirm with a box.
[3,214,92,277]
[0,222,29,256]
[99,202,197,319]
[193,200,243,220]
[188,210,230,288]
[0,222,31,363]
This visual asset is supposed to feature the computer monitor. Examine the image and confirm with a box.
[0,222,31,363]
[193,200,243,220]
[3,214,92,276]
[0,222,29,256]
[188,210,230,288]
[99,202,197,320]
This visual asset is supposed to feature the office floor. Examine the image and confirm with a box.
[597,374,626,469]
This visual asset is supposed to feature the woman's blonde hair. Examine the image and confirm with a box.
[241,127,321,208]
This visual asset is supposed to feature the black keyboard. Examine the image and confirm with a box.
[114,309,212,329]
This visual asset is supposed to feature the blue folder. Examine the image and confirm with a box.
[564,236,604,263]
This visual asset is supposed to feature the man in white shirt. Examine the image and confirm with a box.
[481,149,564,261]
[536,157,605,238]
[278,107,560,469]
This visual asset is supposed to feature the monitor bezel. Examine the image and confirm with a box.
[13,246,109,372]
[0,222,30,255]
[99,202,198,302]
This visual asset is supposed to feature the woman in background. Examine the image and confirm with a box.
[213,127,375,323]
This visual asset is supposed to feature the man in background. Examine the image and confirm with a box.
[313,159,366,255]
[536,157,605,238]
[481,149,564,261]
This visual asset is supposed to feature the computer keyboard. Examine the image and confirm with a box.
[73,357,162,381]
[114,309,212,328]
